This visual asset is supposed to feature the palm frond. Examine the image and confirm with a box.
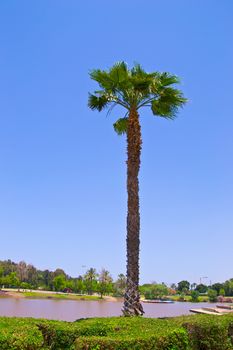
[108,62,133,93]
[89,62,187,120]
[113,117,128,135]
[88,93,109,111]
[158,72,180,86]
[151,88,187,119]
[90,62,131,93]
[131,63,146,77]
[130,76,152,92]
[90,70,116,91]
[109,61,128,82]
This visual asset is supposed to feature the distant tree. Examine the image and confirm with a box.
[195,284,208,294]
[191,283,197,291]
[0,260,17,276]
[75,276,84,294]
[42,270,54,290]
[211,283,224,295]
[223,279,233,296]
[17,261,28,282]
[113,274,126,297]
[191,290,200,302]
[3,272,20,288]
[167,288,177,295]
[53,274,66,292]
[144,284,168,300]
[65,279,75,292]
[208,289,218,302]
[170,283,177,291]
[20,282,32,290]
[219,288,225,296]
[27,264,38,288]
[53,269,66,278]
[177,280,190,293]
[97,269,113,298]
[139,284,151,296]
[83,268,98,295]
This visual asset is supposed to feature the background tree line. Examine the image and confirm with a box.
[0,260,126,298]
[162,280,233,302]
[1,260,233,302]
[140,279,233,302]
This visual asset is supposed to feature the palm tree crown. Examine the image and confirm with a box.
[88,61,187,133]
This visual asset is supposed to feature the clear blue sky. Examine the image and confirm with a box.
[0,0,232,285]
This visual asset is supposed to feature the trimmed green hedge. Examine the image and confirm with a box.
[75,329,189,350]
[0,315,233,349]
[0,317,44,349]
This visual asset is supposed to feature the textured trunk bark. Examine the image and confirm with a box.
[122,106,144,316]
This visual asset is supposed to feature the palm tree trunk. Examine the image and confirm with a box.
[122,106,144,316]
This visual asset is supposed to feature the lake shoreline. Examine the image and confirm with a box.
[0,288,123,302]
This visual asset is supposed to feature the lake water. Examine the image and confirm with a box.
[0,297,214,321]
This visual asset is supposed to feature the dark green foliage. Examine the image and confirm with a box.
[208,289,218,302]
[75,330,189,350]
[142,283,169,300]
[88,61,187,134]
[113,117,128,135]
[0,260,112,295]
[74,318,189,350]
[191,290,200,302]
[195,284,208,294]
[223,280,233,297]
[1,315,233,349]
[182,315,233,350]
[0,317,44,349]
[88,93,109,112]
[37,320,112,350]
[177,280,190,293]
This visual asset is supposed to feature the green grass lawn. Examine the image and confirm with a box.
[22,291,101,301]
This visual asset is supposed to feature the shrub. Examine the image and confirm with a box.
[191,290,200,302]
[36,319,113,349]
[208,289,218,302]
[0,317,44,350]
[75,328,189,350]
[1,315,233,349]
[183,315,233,350]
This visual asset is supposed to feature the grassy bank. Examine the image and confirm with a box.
[169,295,209,302]
[22,291,101,301]
[1,314,233,349]
[1,289,103,301]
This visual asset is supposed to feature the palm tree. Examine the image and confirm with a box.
[83,267,98,295]
[88,62,187,316]
[98,269,113,298]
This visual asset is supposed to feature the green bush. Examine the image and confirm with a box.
[208,289,218,302]
[190,290,200,302]
[0,317,44,349]
[36,319,113,350]
[182,315,233,350]
[1,315,233,349]
[75,328,189,350]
